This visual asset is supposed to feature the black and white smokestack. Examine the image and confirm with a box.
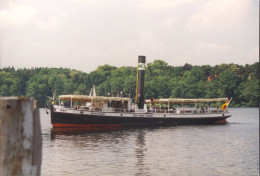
[136,56,146,109]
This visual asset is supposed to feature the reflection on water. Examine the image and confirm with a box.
[50,127,123,140]
[46,126,174,176]
[41,108,259,176]
[52,128,154,176]
[135,130,149,176]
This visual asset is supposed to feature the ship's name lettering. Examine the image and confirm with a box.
[133,114,153,117]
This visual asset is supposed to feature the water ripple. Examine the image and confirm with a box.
[40,108,259,176]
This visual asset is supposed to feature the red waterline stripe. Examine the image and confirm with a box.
[214,119,227,124]
[53,123,122,128]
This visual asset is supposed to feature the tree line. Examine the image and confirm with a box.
[0,60,259,108]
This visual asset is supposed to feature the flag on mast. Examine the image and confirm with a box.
[221,97,232,109]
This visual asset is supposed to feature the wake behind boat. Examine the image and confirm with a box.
[49,56,232,128]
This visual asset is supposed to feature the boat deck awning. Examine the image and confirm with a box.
[59,95,131,102]
[145,98,228,104]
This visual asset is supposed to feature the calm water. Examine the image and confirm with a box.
[40,108,259,176]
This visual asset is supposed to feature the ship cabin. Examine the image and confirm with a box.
[56,93,133,113]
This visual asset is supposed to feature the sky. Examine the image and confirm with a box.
[0,0,259,73]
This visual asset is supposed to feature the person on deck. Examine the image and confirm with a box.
[173,107,176,114]
[151,105,155,113]
[201,106,204,113]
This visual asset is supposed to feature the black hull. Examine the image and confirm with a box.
[51,110,231,127]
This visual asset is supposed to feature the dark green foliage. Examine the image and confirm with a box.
[0,61,259,107]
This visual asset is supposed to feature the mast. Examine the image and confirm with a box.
[135,56,146,109]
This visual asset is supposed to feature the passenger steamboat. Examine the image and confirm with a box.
[50,56,232,128]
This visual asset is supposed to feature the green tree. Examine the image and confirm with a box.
[205,80,221,98]
[0,61,258,107]
[172,67,206,98]
[0,85,9,96]
[238,77,259,106]
[123,75,136,99]
[97,80,111,96]
[218,70,240,100]
[26,74,49,107]
[26,82,49,107]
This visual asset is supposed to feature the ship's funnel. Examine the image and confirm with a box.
[135,56,146,109]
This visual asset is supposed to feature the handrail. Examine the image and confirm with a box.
[54,106,229,114]
[147,109,229,114]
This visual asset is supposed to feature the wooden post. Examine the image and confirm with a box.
[0,97,42,176]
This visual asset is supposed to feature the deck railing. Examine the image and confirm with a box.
[55,105,228,114]
[147,109,229,114]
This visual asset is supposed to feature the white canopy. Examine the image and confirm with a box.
[59,95,131,102]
